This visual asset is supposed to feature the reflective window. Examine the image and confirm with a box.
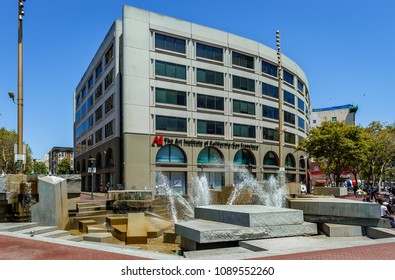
[284,90,295,105]
[197,94,224,110]
[262,82,278,99]
[262,61,277,77]
[263,105,279,120]
[284,111,295,125]
[95,62,103,78]
[233,75,255,92]
[263,152,278,166]
[263,127,279,141]
[197,120,224,135]
[155,88,186,106]
[155,60,186,80]
[284,70,294,85]
[234,149,255,165]
[233,123,256,138]
[156,145,186,163]
[232,51,254,69]
[297,80,304,92]
[285,154,296,168]
[104,68,114,90]
[298,97,304,111]
[196,43,223,61]
[197,147,224,164]
[298,117,305,130]
[197,68,224,86]
[155,34,186,54]
[233,99,255,115]
[284,132,296,144]
[156,115,187,132]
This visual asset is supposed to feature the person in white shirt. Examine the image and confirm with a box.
[378,199,395,228]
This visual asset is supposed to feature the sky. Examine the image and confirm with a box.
[0,0,394,159]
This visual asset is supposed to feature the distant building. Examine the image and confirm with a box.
[48,147,74,174]
[311,104,358,127]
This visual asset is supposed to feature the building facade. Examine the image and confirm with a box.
[73,6,311,193]
[48,147,74,175]
[311,104,358,127]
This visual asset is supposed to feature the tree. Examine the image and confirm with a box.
[0,127,33,174]
[57,158,70,174]
[33,161,48,174]
[297,121,371,187]
[363,121,395,191]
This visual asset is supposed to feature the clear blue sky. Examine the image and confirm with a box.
[1,0,394,159]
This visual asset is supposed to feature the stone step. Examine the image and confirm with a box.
[194,205,304,227]
[106,216,128,226]
[83,232,113,243]
[13,226,59,235]
[112,224,127,241]
[366,227,395,239]
[0,222,38,232]
[176,219,317,251]
[126,213,147,244]
[87,224,108,233]
[319,223,363,237]
[77,201,106,208]
[37,230,70,238]
[75,210,107,217]
[78,219,97,233]
[58,235,84,242]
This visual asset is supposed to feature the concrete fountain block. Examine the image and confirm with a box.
[176,219,317,251]
[194,205,304,227]
[126,213,147,244]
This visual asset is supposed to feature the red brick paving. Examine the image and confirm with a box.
[0,235,150,260]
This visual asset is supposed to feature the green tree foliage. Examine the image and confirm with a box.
[298,121,371,187]
[0,127,33,174]
[33,161,48,174]
[57,158,70,174]
[363,121,395,190]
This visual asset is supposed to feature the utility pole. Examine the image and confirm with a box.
[276,30,284,171]
[16,0,26,173]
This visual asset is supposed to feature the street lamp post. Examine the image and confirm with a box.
[16,0,26,173]
[276,30,285,187]
[89,157,96,200]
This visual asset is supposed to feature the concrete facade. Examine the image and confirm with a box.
[73,5,311,194]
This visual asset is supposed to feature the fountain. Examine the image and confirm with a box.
[156,166,317,251]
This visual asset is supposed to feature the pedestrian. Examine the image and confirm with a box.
[378,199,395,228]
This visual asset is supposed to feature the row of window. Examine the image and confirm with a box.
[155,144,305,169]
[75,119,114,154]
[155,115,298,144]
[154,33,307,92]
[154,61,309,114]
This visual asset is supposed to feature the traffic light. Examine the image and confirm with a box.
[18,0,26,21]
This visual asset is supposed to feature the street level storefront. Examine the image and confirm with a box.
[123,134,307,195]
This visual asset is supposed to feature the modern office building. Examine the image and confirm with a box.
[311,104,358,127]
[73,6,311,193]
[48,147,74,174]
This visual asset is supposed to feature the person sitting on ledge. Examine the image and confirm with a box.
[378,199,395,228]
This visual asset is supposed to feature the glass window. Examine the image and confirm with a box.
[262,61,277,77]
[232,51,254,69]
[197,147,223,164]
[156,115,187,132]
[332,117,337,122]
[297,80,304,92]
[299,157,306,169]
[285,154,296,168]
[81,87,87,99]
[298,117,305,130]
[284,111,295,125]
[263,151,278,166]
[95,62,103,78]
[105,44,114,65]
[104,94,114,114]
[87,114,93,128]
[197,94,224,110]
[155,60,186,80]
[155,88,186,106]
[263,105,279,120]
[284,70,294,85]
[233,123,256,138]
[104,119,114,138]
[87,134,94,147]
[156,145,186,163]
[284,132,296,144]
[104,68,114,90]
[196,43,223,62]
[262,82,278,99]
[95,128,102,143]
[155,34,186,54]
[197,120,224,135]
[95,106,102,122]
[263,127,279,141]
[88,76,94,89]
[233,100,255,115]
[87,95,94,110]
[95,83,103,100]
[298,97,304,111]
[75,110,81,123]
[234,149,255,165]
[76,94,81,106]
[81,103,87,117]
[284,90,295,105]
[196,68,224,86]
[232,75,255,92]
